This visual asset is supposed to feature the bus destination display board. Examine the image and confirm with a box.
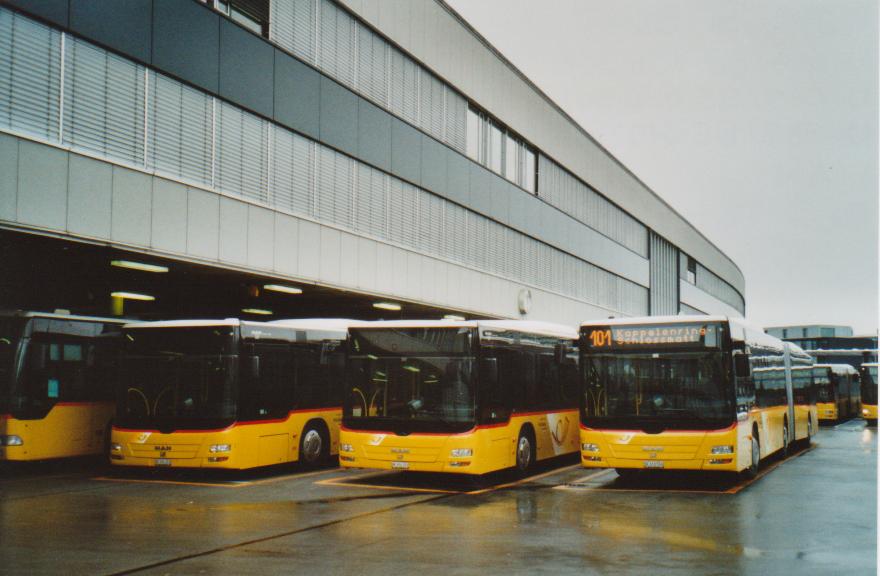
[583,323,720,350]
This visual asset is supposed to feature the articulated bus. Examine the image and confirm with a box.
[579,316,816,476]
[339,320,579,475]
[0,311,124,461]
[110,319,349,469]
[814,364,860,423]
[859,363,877,425]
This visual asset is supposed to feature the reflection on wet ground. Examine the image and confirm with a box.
[0,419,875,576]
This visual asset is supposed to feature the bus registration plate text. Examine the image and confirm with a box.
[643,460,664,469]
[155,458,171,467]
[391,461,409,469]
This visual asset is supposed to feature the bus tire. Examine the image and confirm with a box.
[515,427,536,474]
[746,430,760,479]
[299,420,329,468]
[782,418,790,457]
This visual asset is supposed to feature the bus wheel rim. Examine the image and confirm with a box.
[518,436,531,469]
[302,430,322,462]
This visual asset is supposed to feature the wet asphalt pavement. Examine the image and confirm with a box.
[0,420,875,575]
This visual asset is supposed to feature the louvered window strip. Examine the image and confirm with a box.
[319,0,355,89]
[64,37,144,165]
[149,74,212,187]
[0,10,61,141]
[0,5,652,318]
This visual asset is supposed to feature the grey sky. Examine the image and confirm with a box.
[446,0,879,335]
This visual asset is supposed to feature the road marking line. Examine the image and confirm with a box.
[466,463,582,495]
[93,467,340,489]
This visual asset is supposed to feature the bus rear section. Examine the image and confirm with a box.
[0,312,123,461]
[860,363,878,425]
[111,319,348,469]
[815,364,860,423]
[579,317,814,476]
[340,320,579,475]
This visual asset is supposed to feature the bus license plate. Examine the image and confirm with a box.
[643,460,664,469]
[391,461,409,469]
[155,458,171,467]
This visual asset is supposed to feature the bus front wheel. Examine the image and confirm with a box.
[299,421,329,467]
[746,433,760,479]
[515,428,535,474]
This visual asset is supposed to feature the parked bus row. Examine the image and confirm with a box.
[2,311,875,479]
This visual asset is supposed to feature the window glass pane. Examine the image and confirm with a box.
[488,122,502,173]
[466,107,481,162]
[63,344,82,362]
[523,148,536,193]
[505,134,518,182]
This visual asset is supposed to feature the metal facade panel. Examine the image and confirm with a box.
[247,205,275,270]
[355,235,378,291]
[390,118,422,184]
[5,0,68,27]
[17,140,67,230]
[274,49,321,139]
[338,230,359,288]
[218,195,248,264]
[297,218,320,280]
[151,0,219,93]
[150,177,187,253]
[319,76,359,156]
[67,153,111,238]
[219,19,274,118]
[273,211,299,276]
[649,232,679,315]
[69,0,152,64]
[186,187,220,260]
[0,133,17,220]
[420,135,447,196]
[110,165,151,246]
[357,98,392,171]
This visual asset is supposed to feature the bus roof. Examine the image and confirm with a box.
[123,318,349,342]
[862,363,879,368]
[268,318,357,332]
[813,363,858,375]
[123,319,242,329]
[0,310,129,324]
[579,315,730,327]
[350,319,578,340]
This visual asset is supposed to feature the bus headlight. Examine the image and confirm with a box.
[340,443,353,452]
[0,435,23,446]
[863,409,870,416]
[711,445,734,454]
[209,444,231,453]
[450,448,473,457]
[581,443,599,452]
[110,443,122,452]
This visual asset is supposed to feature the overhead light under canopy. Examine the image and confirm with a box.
[111,260,169,273]
[263,284,303,295]
[111,291,155,301]
[373,302,401,311]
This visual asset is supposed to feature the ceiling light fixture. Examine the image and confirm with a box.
[263,284,303,295]
[443,314,466,321]
[241,308,273,315]
[373,302,401,311]
[111,291,155,301]
[111,260,169,273]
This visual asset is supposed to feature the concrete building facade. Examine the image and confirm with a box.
[0,0,745,323]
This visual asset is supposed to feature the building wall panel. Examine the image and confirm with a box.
[18,139,67,231]
[150,178,187,254]
[220,19,274,118]
[0,134,17,221]
[273,50,321,140]
[186,187,220,261]
[151,0,219,93]
[66,154,111,239]
[357,99,392,172]
[218,196,248,265]
[69,0,152,64]
[273,212,299,276]
[247,205,275,271]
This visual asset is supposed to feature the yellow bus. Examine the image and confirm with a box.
[339,320,579,475]
[579,316,816,477]
[814,364,860,423]
[859,363,878,425]
[110,319,349,469]
[0,311,125,461]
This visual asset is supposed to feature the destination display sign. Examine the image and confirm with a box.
[583,323,720,350]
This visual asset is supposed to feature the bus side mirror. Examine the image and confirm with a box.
[734,354,750,378]
[480,358,498,388]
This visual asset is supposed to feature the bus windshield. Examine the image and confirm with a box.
[345,327,476,434]
[0,317,23,413]
[118,327,238,431]
[863,366,878,404]
[813,369,833,402]
[582,351,733,430]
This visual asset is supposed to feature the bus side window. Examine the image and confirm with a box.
[481,350,511,423]
[243,343,292,420]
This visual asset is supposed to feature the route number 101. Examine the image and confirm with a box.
[589,329,613,347]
